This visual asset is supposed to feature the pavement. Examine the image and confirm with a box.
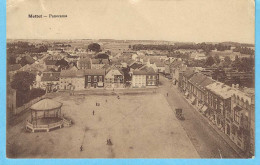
[6,92,200,158]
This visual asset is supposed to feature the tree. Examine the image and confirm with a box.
[239,57,254,72]
[11,71,35,92]
[205,56,215,66]
[95,53,109,59]
[223,56,232,67]
[55,59,69,71]
[88,43,101,52]
[214,55,221,64]
[11,71,36,107]
[8,55,16,65]
[19,56,34,66]
[232,55,241,70]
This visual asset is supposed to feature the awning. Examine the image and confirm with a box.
[191,97,196,104]
[198,104,204,110]
[201,105,208,113]
[234,106,243,111]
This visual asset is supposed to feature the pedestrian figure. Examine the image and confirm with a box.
[106,99,107,103]
[109,139,113,145]
[167,93,168,97]
[80,145,83,151]
[93,110,95,115]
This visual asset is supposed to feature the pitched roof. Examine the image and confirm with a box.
[130,63,144,69]
[155,61,165,67]
[84,69,105,75]
[183,68,196,78]
[91,59,109,64]
[8,64,22,71]
[41,72,60,81]
[45,60,57,65]
[78,58,91,64]
[134,66,157,75]
[189,73,207,86]
[170,60,183,68]
[198,77,215,91]
[60,69,85,77]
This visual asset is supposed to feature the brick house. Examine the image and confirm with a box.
[84,69,106,88]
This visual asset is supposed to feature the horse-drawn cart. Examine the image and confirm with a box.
[175,108,185,120]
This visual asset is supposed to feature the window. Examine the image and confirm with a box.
[88,76,91,82]
[94,76,97,82]
[251,129,254,140]
[99,76,103,82]
[234,110,240,123]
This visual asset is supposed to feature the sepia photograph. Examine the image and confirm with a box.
[6,0,255,159]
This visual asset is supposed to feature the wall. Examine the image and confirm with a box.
[14,95,45,115]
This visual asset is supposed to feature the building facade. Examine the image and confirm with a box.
[105,67,124,88]
[85,69,105,88]
[59,70,85,90]
[230,90,255,156]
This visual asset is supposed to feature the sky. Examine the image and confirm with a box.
[7,0,255,43]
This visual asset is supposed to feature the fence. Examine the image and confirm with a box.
[14,95,45,115]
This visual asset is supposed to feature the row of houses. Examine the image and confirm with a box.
[173,65,255,157]
[34,64,159,91]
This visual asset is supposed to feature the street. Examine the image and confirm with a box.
[158,75,240,158]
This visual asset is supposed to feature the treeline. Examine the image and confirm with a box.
[53,42,72,47]
[132,43,231,52]
[167,51,189,59]
[199,55,254,72]
[7,41,48,54]
[233,46,254,55]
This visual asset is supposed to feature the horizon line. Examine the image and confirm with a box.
[6,38,255,45]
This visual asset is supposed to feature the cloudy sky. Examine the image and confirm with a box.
[7,0,255,43]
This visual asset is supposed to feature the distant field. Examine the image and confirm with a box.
[6,93,199,158]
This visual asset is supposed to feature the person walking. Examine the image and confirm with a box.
[93,110,95,115]
[167,93,168,97]
[80,145,83,151]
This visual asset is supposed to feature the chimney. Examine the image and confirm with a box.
[232,84,235,88]
[236,84,239,88]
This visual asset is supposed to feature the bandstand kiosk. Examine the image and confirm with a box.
[26,98,71,132]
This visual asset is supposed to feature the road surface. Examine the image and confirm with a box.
[158,75,240,158]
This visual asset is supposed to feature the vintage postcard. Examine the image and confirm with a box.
[5,0,256,160]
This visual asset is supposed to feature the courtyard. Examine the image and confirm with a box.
[7,92,199,158]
